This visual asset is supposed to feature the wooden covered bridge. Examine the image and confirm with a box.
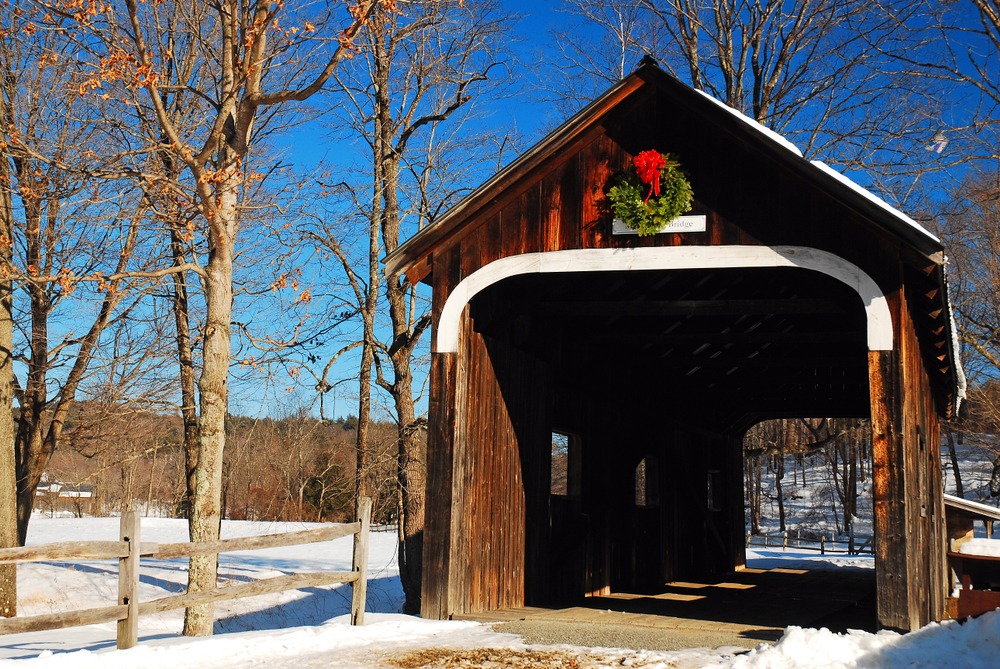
[385,62,965,632]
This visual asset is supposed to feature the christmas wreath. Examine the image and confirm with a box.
[606,150,693,236]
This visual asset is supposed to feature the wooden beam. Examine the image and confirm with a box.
[138,571,359,616]
[0,605,128,635]
[153,523,361,559]
[403,253,433,287]
[0,541,129,563]
[649,354,865,374]
[529,298,847,318]
[565,329,865,346]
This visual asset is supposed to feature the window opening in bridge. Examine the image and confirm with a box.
[743,418,873,552]
[551,431,581,497]
[635,456,660,507]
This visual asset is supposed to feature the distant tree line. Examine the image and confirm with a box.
[45,403,408,526]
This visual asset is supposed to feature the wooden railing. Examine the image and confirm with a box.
[0,497,372,650]
[746,529,874,555]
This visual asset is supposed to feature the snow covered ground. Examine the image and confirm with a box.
[0,516,998,668]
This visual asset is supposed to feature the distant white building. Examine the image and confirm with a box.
[36,475,94,516]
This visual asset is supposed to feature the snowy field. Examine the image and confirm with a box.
[751,438,1000,548]
[0,516,998,668]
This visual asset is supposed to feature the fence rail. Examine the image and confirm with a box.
[0,497,372,650]
[746,529,873,555]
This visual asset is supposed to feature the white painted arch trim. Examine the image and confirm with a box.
[434,246,893,353]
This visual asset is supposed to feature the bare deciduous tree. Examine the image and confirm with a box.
[549,0,946,176]
[57,0,392,635]
[941,172,1000,497]
[0,4,161,554]
[315,0,515,613]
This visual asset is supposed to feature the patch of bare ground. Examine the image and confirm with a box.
[388,647,677,669]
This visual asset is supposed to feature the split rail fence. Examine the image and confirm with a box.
[746,528,873,555]
[0,497,372,650]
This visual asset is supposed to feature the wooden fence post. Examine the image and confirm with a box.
[117,512,140,649]
[351,497,372,626]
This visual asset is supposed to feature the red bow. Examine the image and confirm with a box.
[633,151,667,204]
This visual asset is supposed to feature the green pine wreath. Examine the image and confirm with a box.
[607,151,693,236]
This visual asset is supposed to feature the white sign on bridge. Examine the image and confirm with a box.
[612,215,707,235]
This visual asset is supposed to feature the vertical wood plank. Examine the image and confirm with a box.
[514,184,541,255]
[446,329,540,614]
[423,244,464,620]
[421,352,457,620]
[117,511,139,649]
[480,213,502,268]
[561,152,583,250]
[449,311,471,614]
[899,284,948,626]
[580,135,616,249]
[869,349,910,631]
[351,497,372,625]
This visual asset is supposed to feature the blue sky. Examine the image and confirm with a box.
[241,0,582,419]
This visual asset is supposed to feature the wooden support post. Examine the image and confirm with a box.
[421,352,458,619]
[117,511,140,649]
[870,348,913,631]
[351,497,372,626]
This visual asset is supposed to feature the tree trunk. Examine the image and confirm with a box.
[846,437,858,537]
[15,193,50,544]
[827,437,845,535]
[390,346,425,613]
[775,450,786,533]
[169,219,200,524]
[945,424,964,498]
[183,172,237,637]
[0,150,16,614]
[990,454,1000,498]
[354,315,375,502]
[11,184,138,545]
[747,453,762,535]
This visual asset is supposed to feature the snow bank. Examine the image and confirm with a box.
[720,610,1000,669]
[0,615,505,669]
[958,538,1000,558]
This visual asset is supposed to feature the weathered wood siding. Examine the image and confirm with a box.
[899,283,947,627]
[422,301,546,618]
[870,280,947,631]
[403,85,924,298]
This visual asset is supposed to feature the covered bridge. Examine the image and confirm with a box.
[385,62,965,632]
